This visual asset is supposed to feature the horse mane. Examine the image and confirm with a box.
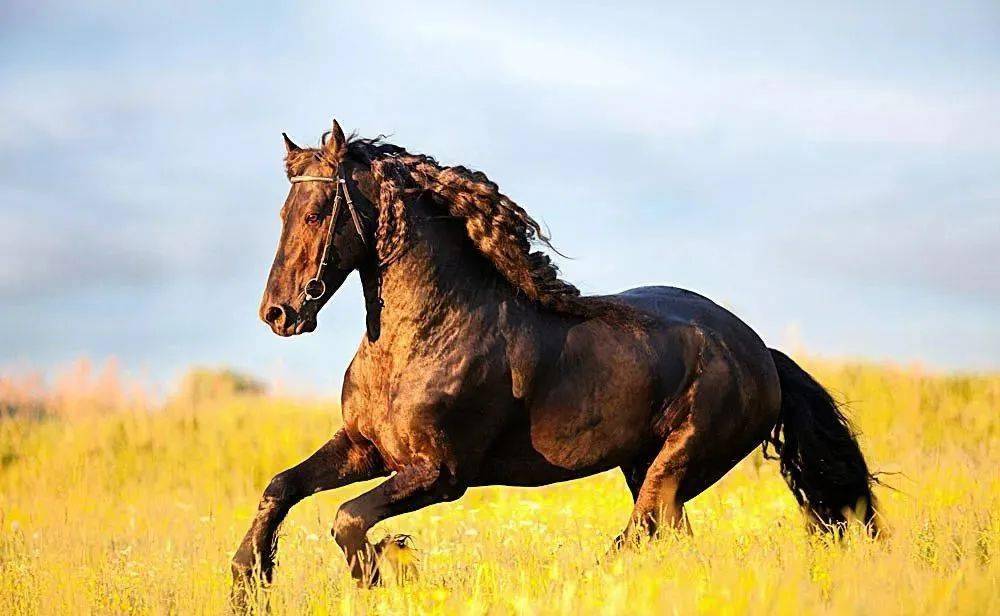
[289,132,638,324]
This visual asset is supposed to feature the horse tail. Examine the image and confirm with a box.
[765,349,880,536]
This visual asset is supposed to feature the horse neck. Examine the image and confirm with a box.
[376,201,515,336]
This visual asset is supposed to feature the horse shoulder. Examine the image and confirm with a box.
[344,315,515,470]
[339,338,382,443]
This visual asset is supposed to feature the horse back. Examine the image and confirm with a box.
[520,286,778,471]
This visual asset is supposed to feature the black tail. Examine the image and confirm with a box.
[766,349,879,536]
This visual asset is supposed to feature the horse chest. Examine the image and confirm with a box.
[343,342,505,468]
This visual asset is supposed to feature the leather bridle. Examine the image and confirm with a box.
[289,166,369,303]
[287,159,456,342]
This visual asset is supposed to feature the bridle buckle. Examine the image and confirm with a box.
[304,278,326,301]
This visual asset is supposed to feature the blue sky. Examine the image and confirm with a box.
[1,1,998,391]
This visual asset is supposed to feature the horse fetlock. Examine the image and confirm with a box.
[231,551,272,583]
[332,506,368,548]
[231,558,254,581]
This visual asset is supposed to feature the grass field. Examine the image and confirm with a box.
[1,358,997,615]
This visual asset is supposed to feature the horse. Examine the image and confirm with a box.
[231,119,879,601]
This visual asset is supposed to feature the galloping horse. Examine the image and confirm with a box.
[232,120,878,598]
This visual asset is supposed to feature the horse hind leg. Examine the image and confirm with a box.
[615,423,695,547]
[614,351,757,548]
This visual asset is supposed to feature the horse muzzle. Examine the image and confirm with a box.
[261,303,317,337]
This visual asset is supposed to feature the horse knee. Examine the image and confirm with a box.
[263,470,299,503]
[440,481,467,502]
[332,503,368,549]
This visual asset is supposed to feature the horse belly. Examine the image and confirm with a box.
[526,328,659,470]
[526,397,652,470]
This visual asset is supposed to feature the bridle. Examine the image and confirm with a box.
[287,156,458,341]
[289,165,369,303]
[289,162,387,341]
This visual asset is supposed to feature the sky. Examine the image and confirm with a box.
[1,1,998,392]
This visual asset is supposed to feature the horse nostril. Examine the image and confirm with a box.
[264,305,285,326]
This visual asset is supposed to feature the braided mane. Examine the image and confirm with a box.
[288,133,636,323]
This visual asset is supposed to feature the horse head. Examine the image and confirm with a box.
[259,120,380,338]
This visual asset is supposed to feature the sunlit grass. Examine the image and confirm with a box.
[0,359,997,614]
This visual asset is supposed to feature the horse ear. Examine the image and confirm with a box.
[326,119,347,155]
[282,132,300,153]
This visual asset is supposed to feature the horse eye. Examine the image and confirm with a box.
[305,213,320,225]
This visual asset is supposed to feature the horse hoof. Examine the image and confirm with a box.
[230,559,273,612]
[229,574,255,613]
[354,568,382,589]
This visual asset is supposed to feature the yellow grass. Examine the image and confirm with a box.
[1,358,997,615]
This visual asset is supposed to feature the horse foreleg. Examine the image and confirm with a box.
[231,429,386,606]
[332,461,466,586]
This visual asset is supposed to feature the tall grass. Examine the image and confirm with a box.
[0,358,996,614]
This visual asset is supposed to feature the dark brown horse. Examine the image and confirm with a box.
[231,120,878,600]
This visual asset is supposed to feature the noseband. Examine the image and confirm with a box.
[290,167,368,302]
